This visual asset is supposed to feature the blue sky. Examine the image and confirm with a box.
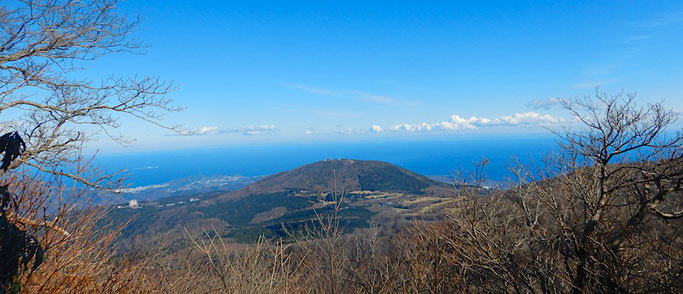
[87,0,683,153]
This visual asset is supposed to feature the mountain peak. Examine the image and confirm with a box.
[229,159,452,198]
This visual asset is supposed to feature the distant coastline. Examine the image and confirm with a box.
[97,136,556,188]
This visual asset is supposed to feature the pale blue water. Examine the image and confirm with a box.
[96,135,557,188]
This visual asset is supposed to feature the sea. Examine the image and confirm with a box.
[96,135,558,188]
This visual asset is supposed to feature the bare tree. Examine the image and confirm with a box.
[406,91,682,293]
[550,91,682,293]
[0,0,183,188]
[0,1,184,290]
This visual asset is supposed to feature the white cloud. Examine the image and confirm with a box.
[339,128,364,134]
[479,112,563,126]
[178,124,277,136]
[282,83,398,105]
[133,165,159,170]
[370,125,384,133]
[391,112,566,132]
[175,126,219,136]
[392,116,476,132]
[393,122,435,132]
[527,97,563,110]
[197,126,219,135]
[281,83,335,95]
[240,124,276,136]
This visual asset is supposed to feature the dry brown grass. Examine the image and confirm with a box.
[152,232,305,293]
[3,169,162,293]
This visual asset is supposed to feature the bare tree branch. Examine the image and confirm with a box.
[0,0,185,187]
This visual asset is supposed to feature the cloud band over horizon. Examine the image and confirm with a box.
[390,112,566,132]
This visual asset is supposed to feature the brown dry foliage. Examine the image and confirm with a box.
[2,168,162,293]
